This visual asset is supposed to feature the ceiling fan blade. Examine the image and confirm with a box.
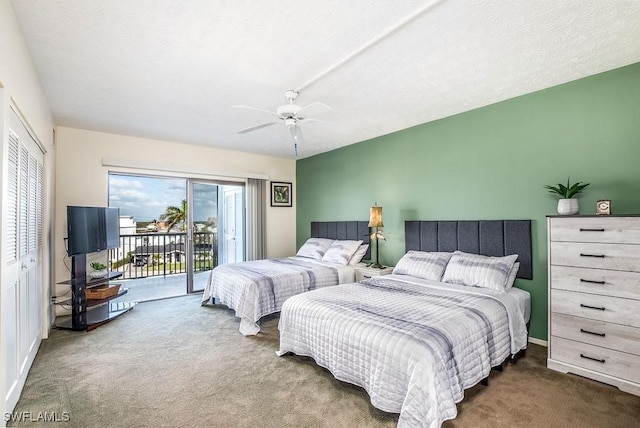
[232,105,278,116]
[297,101,331,118]
[237,122,277,134]
[297,117,331,124]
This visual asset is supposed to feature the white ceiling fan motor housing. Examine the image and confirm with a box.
[277,103,301,119]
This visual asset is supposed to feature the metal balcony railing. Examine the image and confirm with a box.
[108,232,217,280]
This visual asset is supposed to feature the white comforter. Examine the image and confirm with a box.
[277,274,528,428]
[201,256,355,335]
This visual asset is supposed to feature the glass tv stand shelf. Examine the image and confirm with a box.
[54,253,136,331]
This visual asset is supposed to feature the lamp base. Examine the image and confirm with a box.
[370,262,384,269]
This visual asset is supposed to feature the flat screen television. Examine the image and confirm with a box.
[66,206,120,256]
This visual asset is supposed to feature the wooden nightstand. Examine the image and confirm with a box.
[355,264,394,282]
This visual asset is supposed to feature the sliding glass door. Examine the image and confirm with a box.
[187,180,245,293]
[108,173,245,298]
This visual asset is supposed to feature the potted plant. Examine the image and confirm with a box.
[89,262,108,279]
[544,177,590,215]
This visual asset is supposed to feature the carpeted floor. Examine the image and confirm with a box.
[9,295,640,427]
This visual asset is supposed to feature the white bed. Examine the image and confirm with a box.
[201,220,370,335]
[201,256,356,335]
[277,274,530,428]
[277,220,533,428]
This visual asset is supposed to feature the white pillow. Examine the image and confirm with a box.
[392,251,452,281]
[322,240,363,265]
[296,238,335,260]
[505,262,520,289]
[348,244,370,266]
[442,251,518,292]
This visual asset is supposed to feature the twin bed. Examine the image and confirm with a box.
[203,219,533,428]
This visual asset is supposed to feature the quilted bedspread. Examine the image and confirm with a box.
[277,274,528,428]
[201,257,354,335]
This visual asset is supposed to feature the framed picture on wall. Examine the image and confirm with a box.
[271,181,292,207]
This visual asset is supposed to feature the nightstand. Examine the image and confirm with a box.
[355,264,394,282]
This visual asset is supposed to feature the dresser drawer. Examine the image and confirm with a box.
[550,241,640,272]
[550,265,640,300]
[551,313,640,356]
[551,289,640,328]
[550,217,640,244]
[550,336,640,384]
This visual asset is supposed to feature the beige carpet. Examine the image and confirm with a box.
[9,295,640,427]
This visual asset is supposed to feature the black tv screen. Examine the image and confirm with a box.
[67,206,120,256]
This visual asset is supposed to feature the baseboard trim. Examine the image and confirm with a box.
[528,337,548,347]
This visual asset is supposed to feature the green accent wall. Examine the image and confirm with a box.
[296,62,640,341]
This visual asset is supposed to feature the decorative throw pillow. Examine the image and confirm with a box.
[321,240,363,265]
[505,262,520,290]
[392,251,452,281]
[442,251,518,292]
[296,238,335,260]
[348,244,370,266]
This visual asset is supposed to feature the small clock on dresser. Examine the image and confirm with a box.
[596,199,611,215]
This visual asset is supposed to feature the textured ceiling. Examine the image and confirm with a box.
[9,0,640,159]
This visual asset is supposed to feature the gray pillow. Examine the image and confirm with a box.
[296,238,335,260]
[321,240,363,265]
[392,251,452,281]
[442,251,518,292]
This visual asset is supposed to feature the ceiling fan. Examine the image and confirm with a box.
[233,90,330,156]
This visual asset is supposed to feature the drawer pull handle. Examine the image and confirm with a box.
[580,328,606,337]
[580,279,606,285]
[579,228,605,232]
[580,303,606,311]
[580,354,605,364]
[580,253,605,258]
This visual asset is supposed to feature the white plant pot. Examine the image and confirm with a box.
[557,198,579,215]
[89,270,108,279]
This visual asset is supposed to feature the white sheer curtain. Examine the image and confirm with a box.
[246,178,266,260]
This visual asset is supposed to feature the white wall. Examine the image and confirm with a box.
[54,126,296,287]
[1,1,56,417]
[0,1,56,332]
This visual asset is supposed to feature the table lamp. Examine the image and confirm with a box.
[368,203,385,268]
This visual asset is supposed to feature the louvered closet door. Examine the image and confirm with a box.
[2,108,45,415]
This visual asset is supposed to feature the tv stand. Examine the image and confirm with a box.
[54,253,136,331]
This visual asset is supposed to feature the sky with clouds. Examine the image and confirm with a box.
[108,174,219,222]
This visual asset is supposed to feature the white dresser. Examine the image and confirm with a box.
[547,216,640,395]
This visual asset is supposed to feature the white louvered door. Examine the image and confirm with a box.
[2,107,45,416]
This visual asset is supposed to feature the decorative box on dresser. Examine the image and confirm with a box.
[547,215,640,396]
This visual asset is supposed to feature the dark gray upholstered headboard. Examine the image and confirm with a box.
[405,220,532,279]
[311,221,371,260]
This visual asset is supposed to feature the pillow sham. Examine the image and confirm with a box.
[392,251,452,281]
[296,238,335,260]
[505,262,520,290]
[321,240,363,265]
[441,250,518,292]
[348,244,370,266]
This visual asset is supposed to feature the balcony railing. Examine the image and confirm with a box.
[108,232,217,280]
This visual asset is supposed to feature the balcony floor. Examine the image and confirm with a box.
[112,271,210,303]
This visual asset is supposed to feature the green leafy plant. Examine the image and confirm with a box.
[544,177,590,198]
[90,262,107,271]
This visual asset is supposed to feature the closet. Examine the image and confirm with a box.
[1,106,45,415]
